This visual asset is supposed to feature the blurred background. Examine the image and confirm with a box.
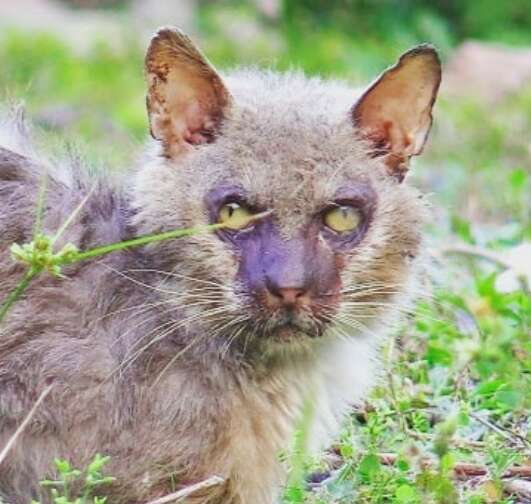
[1,2,529,501]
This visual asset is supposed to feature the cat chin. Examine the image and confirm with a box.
[253,326,344,362]
[273,324,308,341]
[259,336,318,361]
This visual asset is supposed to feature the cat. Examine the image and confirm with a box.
[0,28,440,503]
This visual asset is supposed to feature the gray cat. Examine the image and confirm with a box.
[0,28,440,503]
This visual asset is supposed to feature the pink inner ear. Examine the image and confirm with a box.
[146,31,232,158]
[361,118,414,181]
[184,131,210,145]
[180,102,215,145]
[362,120,393,155]
[352,47,440,171]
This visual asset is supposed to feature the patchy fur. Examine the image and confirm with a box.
[0,32,438,504]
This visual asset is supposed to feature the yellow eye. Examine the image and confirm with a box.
[218,202,253,230]
[323,206,362,234]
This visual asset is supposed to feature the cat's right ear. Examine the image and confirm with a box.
[145,27,232,158]
[352,45,441,182]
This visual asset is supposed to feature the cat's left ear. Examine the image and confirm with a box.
[352,45,441,182]
[145,27,232,158]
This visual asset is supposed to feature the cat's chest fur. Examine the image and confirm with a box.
[113,332,379,503]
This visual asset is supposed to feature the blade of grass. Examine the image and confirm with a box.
[52,185,96,244]
[66,210,272,263]
[33,173,48,237]
[0,267,39,323]
[67,223,225,263]
[0,384,53,466]
[284,397,315,503]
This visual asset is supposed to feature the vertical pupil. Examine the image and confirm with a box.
[341,207,348,220]
[228,205,235,217]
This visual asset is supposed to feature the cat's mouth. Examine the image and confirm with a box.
[261,310,326,341]
[274,322,313,341]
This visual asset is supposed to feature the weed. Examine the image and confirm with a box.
[33,454,114,504]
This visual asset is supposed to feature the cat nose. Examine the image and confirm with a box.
[265,278,310,308]
[274,287,307,305]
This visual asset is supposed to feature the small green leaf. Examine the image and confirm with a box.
[451,215,475,244]
[440,452,456,473]
[509,168,526,189]
[357,453,381,482]
[396,458,410,472]
[395,484,417,503]
[54,459,72,474]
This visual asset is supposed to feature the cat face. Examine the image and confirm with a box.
[134,29,440,357]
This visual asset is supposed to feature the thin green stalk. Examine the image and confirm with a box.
[68,210,271,264]
[0,210,271,325]
[284,397,315,503]
[0,267,39,323]
[1,224,222,324]
[52,185,96,244]
[67,222,225,263]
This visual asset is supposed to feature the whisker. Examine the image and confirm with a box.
[109,306,235,379]
[128,268,231,291]
[100,264,182,296]
[92,299,173,325]
[220,324,247,359]
[150,312,250,384]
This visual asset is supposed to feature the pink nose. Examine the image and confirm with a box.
[264,274,311,308]
[274,287,306,305]
[266,286,311,310]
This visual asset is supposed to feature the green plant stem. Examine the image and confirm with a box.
[0,267,39,323]
[0,224,210,323]
[66,210,270,264]
[0,211,270,325]
[67,223,225,263]
[52,185,96,245]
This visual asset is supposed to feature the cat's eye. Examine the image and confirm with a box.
[218,202,253,230]
[323,205,362,234]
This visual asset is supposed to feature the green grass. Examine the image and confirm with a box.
[34,455,115,504]
[0,30,146,166]
[1,6,529,503]
[294,285,529,503]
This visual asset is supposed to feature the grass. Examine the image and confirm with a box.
[293,285,529,503]
[0,6,530,503]
[34,455,115,504]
